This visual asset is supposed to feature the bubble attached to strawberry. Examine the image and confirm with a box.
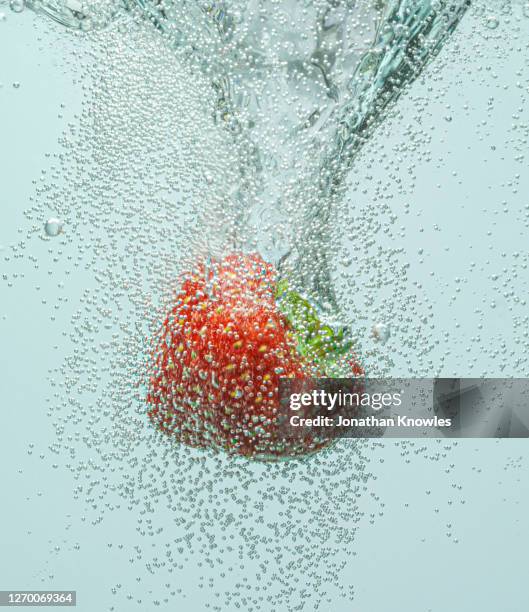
[146,252,363,460]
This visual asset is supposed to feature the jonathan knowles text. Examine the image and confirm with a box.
[288,389,452,429]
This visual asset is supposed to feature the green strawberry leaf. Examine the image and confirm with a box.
[275,278,354,369]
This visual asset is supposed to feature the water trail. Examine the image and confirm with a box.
[290,0,470,309]
[26,0,469,324]
[125,2,469,320]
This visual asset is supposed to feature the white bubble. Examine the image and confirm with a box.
[9,0,24,13]
[44,218,63,237]
[484,15,499,29]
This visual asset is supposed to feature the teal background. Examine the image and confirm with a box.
[1,6,528,612]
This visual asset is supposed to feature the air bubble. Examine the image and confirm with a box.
[9,0,24,12]
[44,218,63,237]
[484,15,499,29]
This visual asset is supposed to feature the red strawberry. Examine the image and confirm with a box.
[146,252,362,460]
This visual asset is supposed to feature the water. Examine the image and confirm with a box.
[26,0,470,309]
[1,1,529,611]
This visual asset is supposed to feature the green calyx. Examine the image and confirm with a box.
[275,278,354,373]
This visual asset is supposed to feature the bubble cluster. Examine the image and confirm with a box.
[2,0,529,609]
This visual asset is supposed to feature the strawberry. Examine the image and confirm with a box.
[146,252,362,460]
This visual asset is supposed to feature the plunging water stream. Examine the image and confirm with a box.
[27,0,469,317]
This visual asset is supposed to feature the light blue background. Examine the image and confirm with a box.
[1,6,528,612]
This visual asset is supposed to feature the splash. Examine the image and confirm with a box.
[7,3,525,610]
[22,0,470,458]
[26,0,469,305]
